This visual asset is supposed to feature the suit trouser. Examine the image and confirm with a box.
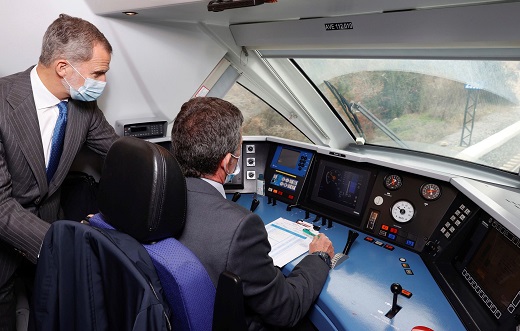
[0,275,16,331]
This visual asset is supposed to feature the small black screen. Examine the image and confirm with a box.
[310,159,371,217]
[277,148,300,169]
[130,126,147,132]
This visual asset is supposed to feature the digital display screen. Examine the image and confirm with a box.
[466,225,520,311]
[130,126,147,132]
[265,144,314,204]
[310,159,371,217]
[277,148,300,169]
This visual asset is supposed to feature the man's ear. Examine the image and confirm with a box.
[220,153,232,173]
[55,59,68,78]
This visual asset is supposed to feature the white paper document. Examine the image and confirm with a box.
[265,217,317,267]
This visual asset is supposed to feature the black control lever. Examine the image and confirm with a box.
[342,230,359,255]
[330,230,359,268]
[385,283,403,318]
[250,195,260,212]
[231,192,241,202]
[286,204,298,212]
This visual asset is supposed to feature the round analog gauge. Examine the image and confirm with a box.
[391,200,415,223]
[384,174,403,190]
[421,183,441,201]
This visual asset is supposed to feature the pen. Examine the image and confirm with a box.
[303,228,316,237]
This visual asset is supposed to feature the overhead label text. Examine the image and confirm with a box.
[325,22,353,31]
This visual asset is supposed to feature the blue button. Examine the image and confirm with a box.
[387,233,396,240]
[405,239,415,247]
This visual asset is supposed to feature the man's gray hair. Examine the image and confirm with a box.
[39,14,112,66]
[171,97,244,178]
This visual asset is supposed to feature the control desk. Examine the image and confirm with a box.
[230,193,464,331]
[224,137,520,331]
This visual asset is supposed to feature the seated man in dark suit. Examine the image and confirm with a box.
[171,97,335,330]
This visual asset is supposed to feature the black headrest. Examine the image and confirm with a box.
[98,137,186,242]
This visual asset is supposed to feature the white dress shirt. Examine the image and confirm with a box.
[30,66,64,167]
[201,177,226,198]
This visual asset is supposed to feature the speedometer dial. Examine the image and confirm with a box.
[420,183,441,201]
[391,200,415,223]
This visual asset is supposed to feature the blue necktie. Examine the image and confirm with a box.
[46,101,68,183]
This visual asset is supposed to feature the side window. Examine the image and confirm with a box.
[223,83,311,143]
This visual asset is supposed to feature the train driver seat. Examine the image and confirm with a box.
[87,136,246,331]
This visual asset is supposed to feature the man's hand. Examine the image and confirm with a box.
[309,233,334,258]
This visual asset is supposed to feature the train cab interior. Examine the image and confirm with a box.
[2,0,520,330]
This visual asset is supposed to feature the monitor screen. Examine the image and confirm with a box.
[309,158,371,217]
[466,225,520,312]
[277,148,300,169]
[265,144,314,204]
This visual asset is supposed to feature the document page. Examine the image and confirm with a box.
[265,217,317,267]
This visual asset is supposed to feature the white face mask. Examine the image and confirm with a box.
[225,153,241,183]
[63,61,106,101]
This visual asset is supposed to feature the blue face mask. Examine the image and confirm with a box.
[225,154,241,183]
[64,61,106,102]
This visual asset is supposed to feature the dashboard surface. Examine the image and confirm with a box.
[230,194,465,331]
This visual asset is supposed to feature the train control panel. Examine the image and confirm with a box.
[226,137,520,331]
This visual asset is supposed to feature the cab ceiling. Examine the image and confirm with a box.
[92,0,512,25]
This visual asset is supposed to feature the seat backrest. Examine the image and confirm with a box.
[97,136,186,242]
[92,136,216,331]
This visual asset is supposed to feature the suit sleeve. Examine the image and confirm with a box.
[84,103,119,156]
[0,139,50,264]
[227,213,330,328]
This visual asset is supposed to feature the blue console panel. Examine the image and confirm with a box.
[229,194,466,331]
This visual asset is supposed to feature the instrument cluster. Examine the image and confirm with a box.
[361,170,458,252]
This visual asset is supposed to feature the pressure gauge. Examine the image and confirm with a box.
[420,183,441,201]
[391,200,415,223]
[384,174,403,190]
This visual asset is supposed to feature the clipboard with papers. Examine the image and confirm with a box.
[265,217,319,267]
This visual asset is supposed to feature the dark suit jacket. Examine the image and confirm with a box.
[33,220,172,331]
[178,178,330,330]
[0,67,118,286]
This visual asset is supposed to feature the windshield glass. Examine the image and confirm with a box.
[294,58,520,173]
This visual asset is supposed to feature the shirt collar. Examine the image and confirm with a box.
[201,178,226,198]
[30,65,61,110]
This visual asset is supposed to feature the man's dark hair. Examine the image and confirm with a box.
[171,97,243,177]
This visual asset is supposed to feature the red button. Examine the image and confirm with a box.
[401,289,413,298]
[364,236,374,242]
[390,228,398,234]
[384,244,395,251]
[381,224,389,231]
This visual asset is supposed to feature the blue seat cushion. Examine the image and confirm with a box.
[89,213,216,331]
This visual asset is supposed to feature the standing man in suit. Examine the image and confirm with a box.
[171,97,335,330]
[0,14,118,329]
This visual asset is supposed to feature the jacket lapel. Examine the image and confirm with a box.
[7,67,48,195]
